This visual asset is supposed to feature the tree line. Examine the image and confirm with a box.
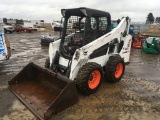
[146,13,160,24]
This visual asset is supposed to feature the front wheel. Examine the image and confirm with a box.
[76,62,103,95]
[104,56,125,83]
[4,29,7,33]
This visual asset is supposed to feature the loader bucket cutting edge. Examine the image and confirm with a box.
[8,62,79,120]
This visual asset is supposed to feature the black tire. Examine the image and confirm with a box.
[4,29,7,33]
[76,62,103,95]
[104,55,125,83]
[45,57,50,68]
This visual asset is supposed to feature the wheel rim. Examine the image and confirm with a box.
[115,63,123,78]
[88,70,101,89]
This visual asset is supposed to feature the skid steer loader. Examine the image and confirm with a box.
[9,7,132,120]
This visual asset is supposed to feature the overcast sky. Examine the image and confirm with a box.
[0,0,159,23]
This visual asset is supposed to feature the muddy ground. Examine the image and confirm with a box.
[0,32,160,120]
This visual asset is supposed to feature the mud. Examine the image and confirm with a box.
[0,32,160,120]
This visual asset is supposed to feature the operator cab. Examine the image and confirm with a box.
[60,7,111,59]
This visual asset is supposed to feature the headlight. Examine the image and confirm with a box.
[4,27,9,30]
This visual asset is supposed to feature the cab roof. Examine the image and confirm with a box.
[61,7,111,18]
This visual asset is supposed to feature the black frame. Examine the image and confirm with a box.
[60,7,111,59]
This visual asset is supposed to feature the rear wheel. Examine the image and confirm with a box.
[104,56,125,83]
[76,62,103,95]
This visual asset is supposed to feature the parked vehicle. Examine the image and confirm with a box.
[3,24,14,33]
[9,7,132,120]
[23,22,34,28]
[14,24,33,32]
[52,20,63,31]
[0,18,14,33]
